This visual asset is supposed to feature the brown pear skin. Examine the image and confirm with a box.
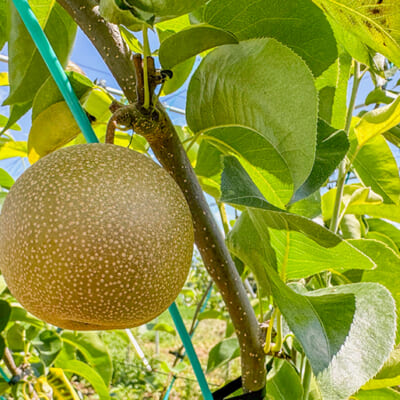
[0,143,194,330]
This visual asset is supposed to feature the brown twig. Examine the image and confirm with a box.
[3,348,21,377]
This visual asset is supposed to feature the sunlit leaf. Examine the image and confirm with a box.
[159,24,238,69]
[204,0,337,76]
[207,337,239,373]
[61,360,111,400]
[313,0,400,67]
[0,169,14,190]
[355,95,400,146]
[61,332,113,386]
[187,38,318,191]
[47,368,80,400]
[5,1,77,106]
[28,101,81,164]
[351,134,400,204]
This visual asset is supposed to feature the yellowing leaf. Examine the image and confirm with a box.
[81,87,113,122]
[313,0,400,66]
[355,95,400,146]
[0,72,8,86]
[47,368,80,400]
[28,101,80,164]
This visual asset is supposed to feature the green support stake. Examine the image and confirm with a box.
[11,2,213,399]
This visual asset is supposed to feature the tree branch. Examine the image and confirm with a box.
[57,0,266,392]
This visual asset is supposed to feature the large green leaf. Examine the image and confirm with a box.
[350,238,400,343]
[266,359,304,400]
[61,332,113,386]
[206,337,239,373]
[355,95,400,146]
[99,0,143,31]
[60,360,110,400]
[292,120,348,202]
[203,0,337,77]
[362,348,400,390]
[0,0,8,51]
[367,218,400,251]
[222,156,396,399]
[5,1,77,107]
[351,134,400,204]
[0,300,10,333]
[313,0,400,67]
[200,126,293,207]
[124,0,206,18]
[224,157,374,279]
[32,330,62,366]
[231,228,395,400]
[159,24,238,69]
[228,209,374,284]
[187,38,318,191]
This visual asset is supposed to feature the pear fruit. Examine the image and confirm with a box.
[0,143,194,330]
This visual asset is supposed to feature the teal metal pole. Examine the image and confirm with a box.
[11,0,98,144]
[169,302,213,400]
[12,2,212,399]
[0,366,9,382]
[164,286,213,400]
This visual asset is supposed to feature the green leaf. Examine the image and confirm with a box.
[292,120,349,202]
[124,0,207,18]
[222,156,396,398]
[238,243,395,399]
[32,330,62,366]
[32,71,93,120]
[206,337,240,373]
[354,388,400,399]
[288,191,322,219]
[365,87,396,106]
[161,57,195,95]
[81,87,113,122]
[58,360,110,400]
[366,231,399,253]
[362,348,400,390]
[0,300,11,332]
[201,125,293,207]
[0,0,9,51]
[384,125,400,147]
[187,38,318,191]
[5,1,77,107]
[321,184,384,222]
[0,169,14,190]
[367,218,400,251]
[1,102,31,133]
[61,332,113,386]
[6,323,25,352]
[204,0,337,77]
[0,115,20,131]
[224,158,375,279]
[28,102,81,164]
[9,306,44,328]
[350,238,400,343]
[351,134,400,204]
[355,95,400,146]
[99,0,143,31]
[266,359,304,400]
[119,26,143,52]
[159,24,238,69]
[152,322,176,335]
[313,0,400,67]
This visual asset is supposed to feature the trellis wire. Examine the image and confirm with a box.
[10,1,213,399]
